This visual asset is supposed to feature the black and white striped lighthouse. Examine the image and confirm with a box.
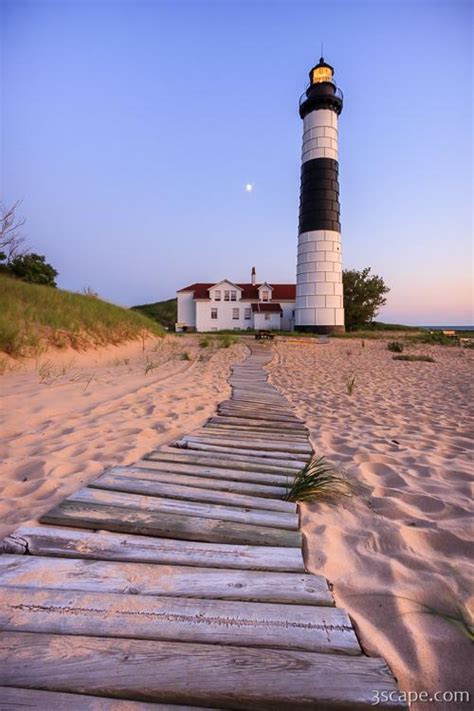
[295,57,344,333]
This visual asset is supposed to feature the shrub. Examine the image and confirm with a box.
[180,351,190,361]
[387,341,404,353]
[199,337,210,348]
[9,253,58,287]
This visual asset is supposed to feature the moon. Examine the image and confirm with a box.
[245,183,253,192]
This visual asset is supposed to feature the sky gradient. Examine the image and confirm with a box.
[1,0,472,324]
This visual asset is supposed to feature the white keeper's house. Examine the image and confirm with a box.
[176,268,296,332]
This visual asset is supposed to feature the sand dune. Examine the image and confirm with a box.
[268,338,473,711]
[0,335,246,540]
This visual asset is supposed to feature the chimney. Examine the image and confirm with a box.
[251,266,256,286]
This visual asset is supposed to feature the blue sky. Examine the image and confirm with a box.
[1,0,472,324]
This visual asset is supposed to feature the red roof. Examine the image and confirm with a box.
[177,283,296,300]
[251,303,283,313]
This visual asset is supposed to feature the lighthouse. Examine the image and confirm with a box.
[295,58,344,333]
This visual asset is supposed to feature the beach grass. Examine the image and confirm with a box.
[218,333,239,348]
[387,341,404,353]
[393,354,435,363]
[345,373,357,395]
[0,274,164,357]
[285,456,353,503]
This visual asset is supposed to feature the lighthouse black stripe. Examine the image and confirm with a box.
[298,158,340,233]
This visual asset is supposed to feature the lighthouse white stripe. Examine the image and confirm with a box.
[302,109,339,163]
[295,228,344,327]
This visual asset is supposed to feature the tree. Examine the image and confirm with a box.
[343,267,390,329]
[9,253,58,287]
[0,201,26,264]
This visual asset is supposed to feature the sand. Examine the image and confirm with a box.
[0,334,246,541]
[268,338,473,711]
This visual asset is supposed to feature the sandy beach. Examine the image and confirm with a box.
[268,337,473,710]
[0,335,246,541]
[1,332,472,708]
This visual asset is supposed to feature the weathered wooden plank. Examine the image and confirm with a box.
[0,632,408,710]
[1,526,306,572]
[197,427,309,442]
[209,416,307,433]
[226,405,291,412]
[171,441,309,464]
[182,436,311,455]
[67,488,299,531]
[218,406,300,419]
[110,464,291,493]
[229,394,290,405]
[0,587,357,654]
[144,449,303,472]
[217,409,302,424]
[0,687,217,710]
[99,466,288,500]
[230,397,289,408]
[0,556,328,604]
[90,473,295,513]
[40,501,302,547]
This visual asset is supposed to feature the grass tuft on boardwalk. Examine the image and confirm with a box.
[285,456,353,503]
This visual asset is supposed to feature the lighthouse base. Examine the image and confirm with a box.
[295,325,345,335]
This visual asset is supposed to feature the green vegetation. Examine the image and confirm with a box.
[199,336,210,348]
[387,341,404,353]
[0,274,163,357]
[285,456,353,503]
[343,268,390,330]
[218,333,239,348]
[393,354,435,363]
[345,373,357,395]
[180,351,190,360]
[132,298,177,330]
[8,253,58,287]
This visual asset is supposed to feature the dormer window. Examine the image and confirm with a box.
[214,290,221,301]
[258,282,273,302]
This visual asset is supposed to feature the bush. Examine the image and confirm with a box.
[9,253,58,287]
[199,337,210,348]
[387,341,404,353]
[343,267,390,329]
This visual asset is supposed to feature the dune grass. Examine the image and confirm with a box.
[285,456,353,503]
[387,340,404,353]
[393,354,435,363]
[345,373,357,395]
[0,275,164,357]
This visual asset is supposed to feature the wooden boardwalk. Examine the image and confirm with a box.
[0,344,405,709]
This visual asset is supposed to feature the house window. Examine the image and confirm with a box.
[244,308,251,320]
[214,290,221,301]
[262,291,269,301]
[264,313,271,320]
[211,308,218,319]
[232,308,239,320]
[230,290,237,301]
[224,290,230,301]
